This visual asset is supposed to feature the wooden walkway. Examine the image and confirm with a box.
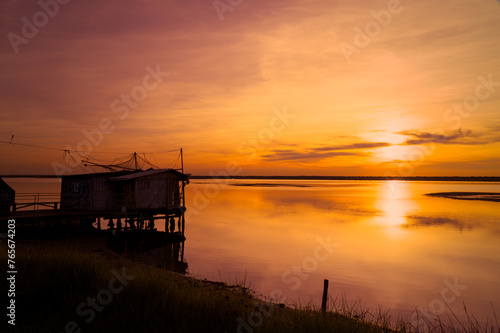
[1,205,186,235]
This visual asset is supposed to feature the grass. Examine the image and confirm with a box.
[1,239,498,333]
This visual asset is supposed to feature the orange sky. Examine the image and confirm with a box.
[1,0,499,176]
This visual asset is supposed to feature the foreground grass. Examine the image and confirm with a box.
[1,240,397,333]
[0,239,497,333]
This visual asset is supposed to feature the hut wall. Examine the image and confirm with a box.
[61,174,117,211]
[60,170,185,213]
[115,181,136,212]
[134,172,182,210]
[135,174,167,210]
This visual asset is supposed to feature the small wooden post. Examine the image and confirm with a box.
[321,279,329,314]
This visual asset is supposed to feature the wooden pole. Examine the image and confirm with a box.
[321,279,329,314]
[180,148,183,174]
[181,213,186,236]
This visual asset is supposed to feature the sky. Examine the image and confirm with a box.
[1,0,499,176]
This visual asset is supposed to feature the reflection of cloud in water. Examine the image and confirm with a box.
[261,193,381,216]
[403,215,471,231]
[401,214,500,236]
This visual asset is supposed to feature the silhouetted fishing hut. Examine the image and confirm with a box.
[1,148,190,245]
[60,169,189,235]
[61,169,188,210]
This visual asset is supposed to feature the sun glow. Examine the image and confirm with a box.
[372,181,418,238]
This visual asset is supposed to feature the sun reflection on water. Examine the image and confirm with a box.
[372,181,418,238]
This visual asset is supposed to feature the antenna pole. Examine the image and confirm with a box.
[180,148,184,174]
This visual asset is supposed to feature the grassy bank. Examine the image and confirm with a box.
[1,238,397,333]
[0,238,496,333]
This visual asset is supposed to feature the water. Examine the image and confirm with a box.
[183,179,500,326]
[5,178,500,326]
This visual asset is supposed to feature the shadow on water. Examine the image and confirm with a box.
[107,230,188,274]
[131,241,188,274]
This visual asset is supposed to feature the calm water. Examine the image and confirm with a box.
[5,178,500,326]
[183,179,500,326]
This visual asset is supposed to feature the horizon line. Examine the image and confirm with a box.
[1,174,500,181]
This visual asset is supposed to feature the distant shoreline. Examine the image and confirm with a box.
[229,183,310,187]
[191,176,500,182]
[2,174,500,182]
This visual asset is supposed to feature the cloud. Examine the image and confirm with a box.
[312,142,391,151]
[262,150,361,162]
[261,141,391,162]
[396,129,500,145]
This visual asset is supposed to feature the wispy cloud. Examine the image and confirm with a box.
[262,150,361,162]
[312,142,391,151]
[397,129,500,145]
[262,141,391,162]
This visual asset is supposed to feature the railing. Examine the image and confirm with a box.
[12,193,60,211]
[9,188,186,213]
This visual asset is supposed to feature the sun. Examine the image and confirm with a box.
[363,129,409,162]
[362,112,424,163]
